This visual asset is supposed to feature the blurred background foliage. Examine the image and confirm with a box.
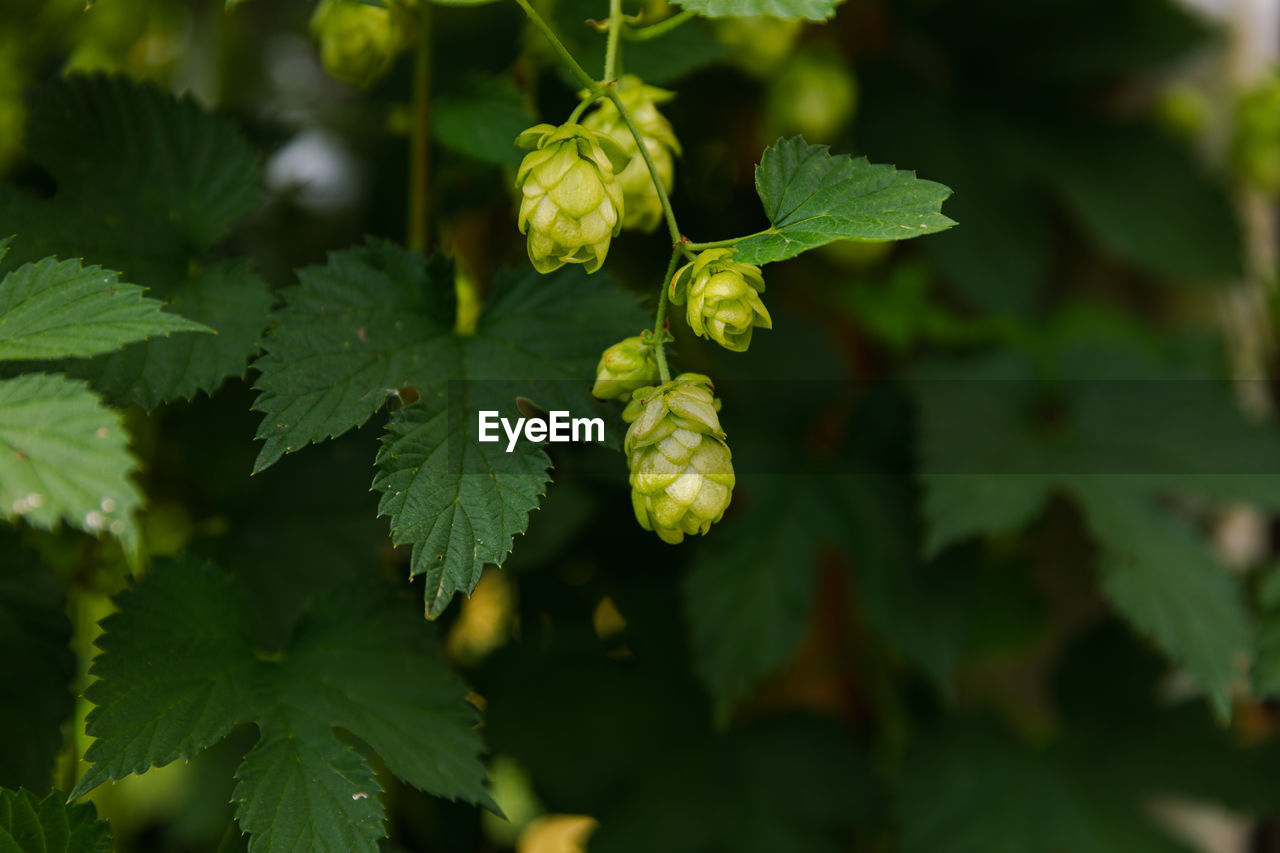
[3,0,1280,850]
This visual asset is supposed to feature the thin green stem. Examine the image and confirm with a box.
[603,0,623,80]
[625,8,696,41]
[407,1,433,252]
[685,229,772,252]
[606,90,681,247]
[567,92,597,123]
[513,0,600,93]
[652,247,681,382]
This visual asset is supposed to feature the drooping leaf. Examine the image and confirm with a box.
[671,0,840,21]
[1078,480,1250,718]
[0,255,208,361]
[0,538,75,790]
[0,788,111,853]
[912,347,1273,714]
[72,559,491,853]
[0,75,265,406]
[732,136,955,266]
[0,373,140,554]
[252,240,645,616]
[375,398,550,618]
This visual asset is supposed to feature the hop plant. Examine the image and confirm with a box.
[592,335,661,402]
[623,374,735,544]
[670,248,771,352]
[310,0,414,88]
[582,77,681,232]
[515,123,629,274]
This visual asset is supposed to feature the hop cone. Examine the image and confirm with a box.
[310,0,413,88]
[623,374,734,544]
[670,249,771,352]
[592,335,660,402]
[582,77,681,232]
[515,123,628,274]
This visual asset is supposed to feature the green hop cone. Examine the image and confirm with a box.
[582,76,682,233]
[310,0,413,88]
[670,248,771,352]
[592,335,661,402]
[623,374,735,544]
[515,123,629,274]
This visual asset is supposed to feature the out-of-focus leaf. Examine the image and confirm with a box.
[899,720,1191,853]
[1039,125,1242,282]
[435,78,531,166]
[913,345,1273,715]
[0,788,111,853]
[682,483,819,716]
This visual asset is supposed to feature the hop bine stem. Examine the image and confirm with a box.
[603,0,623,81]
[652,247,680,383]
[407,1,433,251]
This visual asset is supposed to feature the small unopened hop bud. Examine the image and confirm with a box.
[623,374,734,544]
[592,336,660,402]
[582,76,681,233]
[670,249,771,352]
[310,0,414,88]
[515,123,628,274]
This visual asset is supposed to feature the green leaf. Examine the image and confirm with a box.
[912,347,1269,715]
[252,240,646,616]
[0,373,140,554]
[732,136,955,265]
[251,244,456,471]
[73,559,491,853]
[671,0,840,21]
[0,789,111,853]
[0,75,264,406]
[0,255,208,362]
[375,398,550,618]
[435,78,532,166]
[0,539,75,790]
[682,484,818,716]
